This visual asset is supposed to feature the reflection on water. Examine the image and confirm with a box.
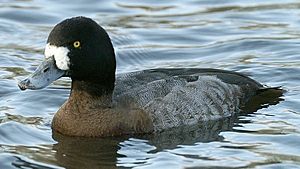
[0,0,300,168]
[52,132,122,169]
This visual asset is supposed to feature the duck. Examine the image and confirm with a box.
[18,16,279,137]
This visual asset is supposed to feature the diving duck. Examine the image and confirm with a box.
[18,16,278,137]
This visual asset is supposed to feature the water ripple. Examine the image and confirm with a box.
[0,0,299,168]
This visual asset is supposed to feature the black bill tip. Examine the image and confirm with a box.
[18,79,30,91]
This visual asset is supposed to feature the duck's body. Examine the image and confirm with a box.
[53,68,261,136]
[18,17,276,137]
[114,68,262,130]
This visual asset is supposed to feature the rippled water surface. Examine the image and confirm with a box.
[0,0,300,168]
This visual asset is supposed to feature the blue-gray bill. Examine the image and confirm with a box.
[18,57,65,90]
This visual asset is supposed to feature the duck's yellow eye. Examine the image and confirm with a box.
[73,41,81,48]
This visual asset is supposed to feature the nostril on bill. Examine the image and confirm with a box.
[43,67,50,73]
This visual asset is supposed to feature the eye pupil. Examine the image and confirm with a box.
[73,41,80,48]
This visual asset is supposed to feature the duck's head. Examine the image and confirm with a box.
[18,16,116,92]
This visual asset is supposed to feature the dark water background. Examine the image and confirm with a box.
[0,0,300,168]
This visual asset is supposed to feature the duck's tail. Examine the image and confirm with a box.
[257,86,284,95]
[242,86,284,113]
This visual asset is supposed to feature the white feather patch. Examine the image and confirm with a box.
[44,43,70,70]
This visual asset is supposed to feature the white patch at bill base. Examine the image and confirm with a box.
[44,43,70,70]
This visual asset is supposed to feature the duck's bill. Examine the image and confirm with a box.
[18,57,65,90]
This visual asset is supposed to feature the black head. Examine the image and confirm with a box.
[18,16,116,93]
[48,16,116,86]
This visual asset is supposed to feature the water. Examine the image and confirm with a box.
[0,0,299,168]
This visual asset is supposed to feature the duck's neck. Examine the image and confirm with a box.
[69,80,114,107]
